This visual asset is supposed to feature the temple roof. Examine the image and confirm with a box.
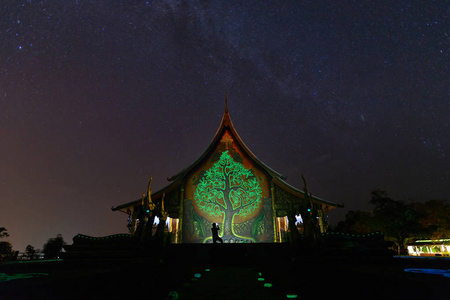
[112,99,343,212]
[167,96,286,183]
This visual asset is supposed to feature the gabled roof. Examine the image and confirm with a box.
[166,99,341,208]
[167,96,286,183]
[112,98,343,212]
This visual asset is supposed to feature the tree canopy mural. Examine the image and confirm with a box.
[194,151,263,242]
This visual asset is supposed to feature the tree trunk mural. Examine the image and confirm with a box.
[194,151,263,242]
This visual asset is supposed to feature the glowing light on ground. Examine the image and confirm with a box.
[404,268,450,278]
[0,273,49,282]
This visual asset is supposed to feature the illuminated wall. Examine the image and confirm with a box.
[182,130,274,243]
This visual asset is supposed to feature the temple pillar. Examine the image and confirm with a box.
[178,186,184,244]
[271,182,278,243]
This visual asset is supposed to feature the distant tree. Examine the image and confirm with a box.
[0,241,13,261]
[25,245,36,260]
[335,210,377,234]
[0,227,8,239]
[370,190,422,254]
[43,234,65,259]
[336,191,450,254]
[414,199,450,239]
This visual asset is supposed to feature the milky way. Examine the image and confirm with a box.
[1,1,448,251]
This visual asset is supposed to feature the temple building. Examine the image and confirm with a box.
[112,100,342,243]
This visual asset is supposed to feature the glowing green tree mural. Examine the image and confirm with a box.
[194,151,263,242]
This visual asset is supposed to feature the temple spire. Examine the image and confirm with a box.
[224,92,228,113]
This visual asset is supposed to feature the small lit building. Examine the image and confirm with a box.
[112,100,342,243]
[407,239,450,256]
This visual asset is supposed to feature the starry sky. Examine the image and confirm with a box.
[1,1,448,251]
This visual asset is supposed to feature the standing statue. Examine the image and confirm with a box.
[154,193,169,246]
[142,176,156,244]
[287,210,301,243]
[127,209,133,233]
[301,175,323,249]
[134,193,148,240]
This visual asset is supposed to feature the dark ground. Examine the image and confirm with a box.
[0,244,449,299]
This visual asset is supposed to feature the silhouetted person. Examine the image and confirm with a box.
[211,223,223,244]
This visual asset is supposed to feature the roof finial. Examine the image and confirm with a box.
[224,92,228,113]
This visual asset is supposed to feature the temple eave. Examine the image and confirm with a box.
[272,177,343,209]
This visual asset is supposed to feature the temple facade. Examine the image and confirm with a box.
[112,100,342,243]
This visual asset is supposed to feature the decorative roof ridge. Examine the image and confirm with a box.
[167,95,285,182]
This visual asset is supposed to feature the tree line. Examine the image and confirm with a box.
[2,189,449,258]
[335,190,450,254]
[0,227,66,262]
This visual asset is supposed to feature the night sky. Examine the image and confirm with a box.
[1,1,448,251]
